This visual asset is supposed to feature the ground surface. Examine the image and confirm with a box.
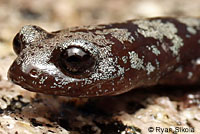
[0,0,200,134]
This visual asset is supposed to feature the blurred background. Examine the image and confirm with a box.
[0,0,200,57]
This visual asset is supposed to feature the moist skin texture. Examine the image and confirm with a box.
[8,17,200,97]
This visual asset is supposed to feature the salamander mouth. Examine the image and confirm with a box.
[7,63,80,96]
[8,69,39,92]
[7,61,46,93]
[8,70,55,95]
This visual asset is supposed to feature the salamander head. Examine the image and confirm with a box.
[8,25,127,97]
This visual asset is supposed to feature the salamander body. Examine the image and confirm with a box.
[8,17,200,97]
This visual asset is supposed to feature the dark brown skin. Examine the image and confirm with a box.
[8,17,200,97]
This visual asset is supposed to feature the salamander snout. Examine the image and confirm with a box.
[12,25,53,55]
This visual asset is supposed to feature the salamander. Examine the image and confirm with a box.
[7,17,200,97]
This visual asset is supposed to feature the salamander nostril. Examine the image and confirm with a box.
[29,69,39,78]
[13,33,23,55]
[60,47,96,75]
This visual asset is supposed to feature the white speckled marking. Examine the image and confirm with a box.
[187,72,193,79]
[146,45,160,56]
[19,25,48,44]
[133,19,183,56]
[146,62,155,75]
[178,18,200,35]
[96,28,135,44]
[122,56,128,64]
[128,51,144,70]
[175,66,183,73]
[195,58,200,65]
[187,27,197,35]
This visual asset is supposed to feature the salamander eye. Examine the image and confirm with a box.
[60,47,96,75]
[13,33,23,55]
